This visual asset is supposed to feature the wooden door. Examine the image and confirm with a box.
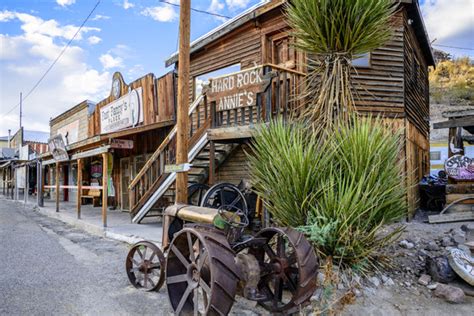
[120,158,131,211]
[63,165,69,201]
[263,31,304,72]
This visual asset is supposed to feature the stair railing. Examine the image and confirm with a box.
[129,94,210,216]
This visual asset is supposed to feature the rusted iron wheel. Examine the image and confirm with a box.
[126,241,166,291]
[252,227,319,314]
[166,228,239,315]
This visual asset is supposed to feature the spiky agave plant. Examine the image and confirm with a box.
[285,0,396,131]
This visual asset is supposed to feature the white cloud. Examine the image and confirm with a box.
[209,0,225,13]
[88,35,102,45]
[226,0,251,10]
[0,11,110,133]
[91,14,110,21]
[141,5,177,22]
[123,0,135,10]
[421,0,474,48]
[99,53,124,69]
[56,0,76,7]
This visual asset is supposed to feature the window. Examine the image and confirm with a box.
[351,53,371,68]
[194,64,241,98]
[430,151,441,161]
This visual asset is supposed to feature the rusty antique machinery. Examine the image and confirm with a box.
[126,182,319,315]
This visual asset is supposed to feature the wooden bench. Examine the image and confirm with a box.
[81,189,101,207]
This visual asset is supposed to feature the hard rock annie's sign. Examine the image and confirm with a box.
[444,154,474,181]
[206,67,265,112]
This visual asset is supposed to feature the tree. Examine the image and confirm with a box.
[285,0,396,131]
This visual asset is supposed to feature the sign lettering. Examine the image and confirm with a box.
[207,67,265,112]
[100,87,143,134]
[445,154,474,181]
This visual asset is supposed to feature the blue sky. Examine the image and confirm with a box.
[0,0,473,135]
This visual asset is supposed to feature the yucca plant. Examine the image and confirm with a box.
[249,116,406,269]
[285,0,396,131]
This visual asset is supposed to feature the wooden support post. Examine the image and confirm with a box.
[14,165,18,201]
[175,0,191,204]
[55,162,60,212]
[209,141,215,186]
[37,160,43,207]
[102,153,108,227]
[24,164,28,204]
[77,159,82,219]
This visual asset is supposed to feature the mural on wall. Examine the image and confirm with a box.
[57,120,79,145]
[91,160,102,179]
[444,154,474,181]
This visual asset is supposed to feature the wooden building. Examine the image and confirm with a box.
[39,71,176,226]
[128,0,435,222]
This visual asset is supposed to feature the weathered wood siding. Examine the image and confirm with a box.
[215,144,252,185]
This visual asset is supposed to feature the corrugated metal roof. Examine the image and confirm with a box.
[23,130,49,144]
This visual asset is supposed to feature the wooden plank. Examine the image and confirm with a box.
[433,116,474,129]
[55,162,60,212]
[428,212,474,224]
[446,194,474,205]
[102,153,108,227]
[208,125,259,140]
[446,184,474,194]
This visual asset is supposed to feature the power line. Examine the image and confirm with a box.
[159,0,231,19]
[1,0,101,118]
[433,44,474,51]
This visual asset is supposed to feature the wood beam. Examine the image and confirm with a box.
[55,162,60,212]
[433,116,474,129]
[77,159,82,219]
[102,153,108,227]
[175,0,191,204]
[209,141,215,186]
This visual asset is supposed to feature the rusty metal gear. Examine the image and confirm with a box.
[251,227,319,314]
[126,241,166,291]
[166,227,240,315]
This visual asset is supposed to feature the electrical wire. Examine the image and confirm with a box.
[159,0,231,19]
[1,0,101,117]
[433,44,474,51]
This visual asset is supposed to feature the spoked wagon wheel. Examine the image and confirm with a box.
[251,227,319,314]
[188,183,209,206]
[126,241,166,291]
[201,182,248,215]
[166,228,239,315]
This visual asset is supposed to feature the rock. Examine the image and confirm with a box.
[368,276,381,288]
[399,240,415,249]
[383,277,395,286]
[460,224,474,241]
[426,241,440,252]
[426,256,456,283]
[434,283,465,303]
[452,234,466,245]
[381,275,389,283]
[317,272,325,285]
[418,274,431,286]
[458,244,471,254]
[427,283,438,290]
[441,236,454,247]
[363,287,376,296]
[351,273,361,286]
[404,281,411,287]
[353,288,362,297]
[310,288,322,302]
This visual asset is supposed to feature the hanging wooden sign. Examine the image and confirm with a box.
[48,134,69,162]
[206,66,266,112]
[110,139,134,149]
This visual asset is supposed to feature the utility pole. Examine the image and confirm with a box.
[19,92,22,129]
[175,0,191,204]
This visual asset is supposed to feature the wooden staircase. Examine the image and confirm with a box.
[128,94,236,223]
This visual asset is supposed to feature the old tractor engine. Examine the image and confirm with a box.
[126,182,319,315]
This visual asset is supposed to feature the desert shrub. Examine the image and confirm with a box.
[249,116,406,269]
